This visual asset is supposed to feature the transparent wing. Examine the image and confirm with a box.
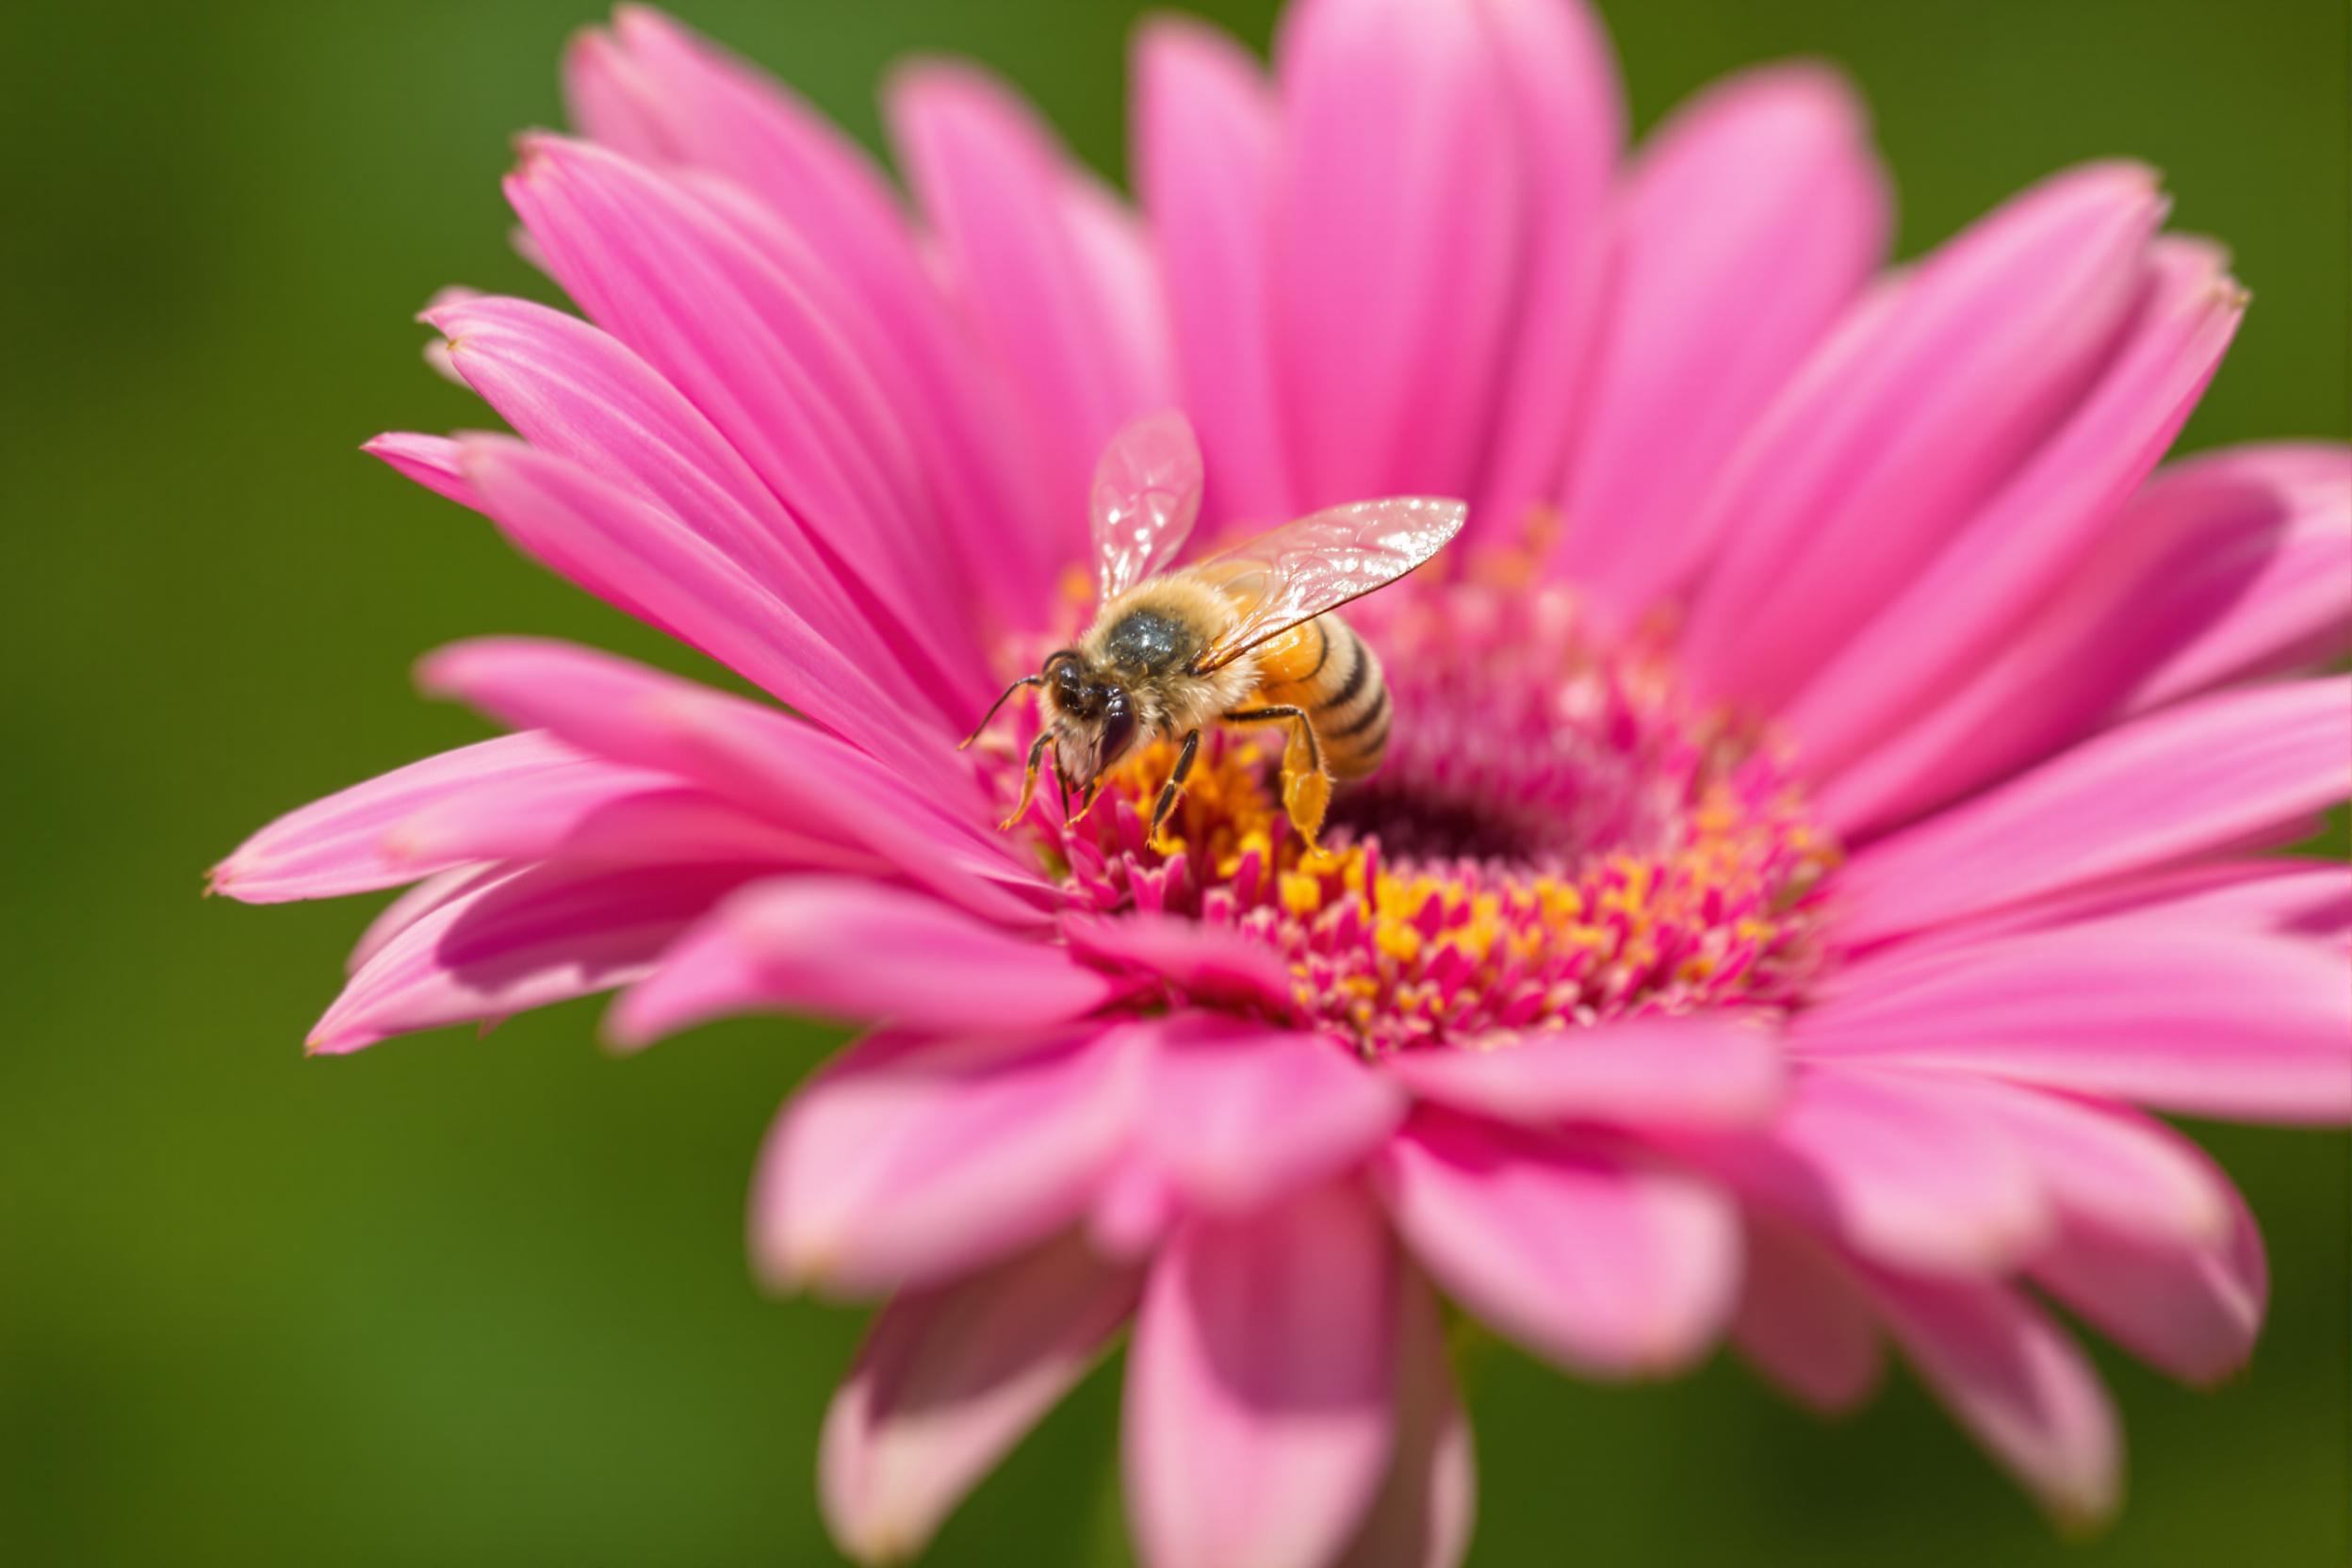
[1090,410,1203,600]
[1190,497,1467,673]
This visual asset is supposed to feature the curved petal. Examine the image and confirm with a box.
[1795,927,2352,1124]
[1834,678,2352,942]
[1134,17,1295,527]
[504,137,985,710]
[363,431,480,510]
[386,778,873,878]
[566,10,1061,628]
[1788,237,2246,774]
[2031,1184,2266,1387]
[819,1233,1141,1564]
[1730,1213,1883,1413]
[1271,0,1527,506]
[1332,1266,1475,1568]
[1679,163,2165,712]
[1387,1015,1787,1130]
[887,61,1170,540]
[1061,911,1301,1017]
[753,1028,1143,1298]
[1132,1015,1406,1213]
[610,878,1118,1046]
[1124,1178,1400,1568]
[1465,0,1622,528]
[1563,63,1886,617]
[1816,443,2352,836]
[1674,1067,2050,1275]
[452,438,969,795]
[306,861,757,1054]
[1957,858,2352,944]
[210,732,588,902]
[1377,1110,1739,1376]
[416,637,1037,926]
[2118,445,2352,713]
[1869,1274,2120,1529]
[1918,1081,2234,1248]
[427,294,823,607]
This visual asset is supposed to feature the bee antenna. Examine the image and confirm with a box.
[960,672,1044,749]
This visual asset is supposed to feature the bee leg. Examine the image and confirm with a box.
[999,727,1055,830]
[1221,705,1330,850]
[961,673,1044,750]
[1148,728,1202,851]
[1070,778,1104,825]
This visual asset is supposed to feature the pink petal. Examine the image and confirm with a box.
[1133,1015,1406,1213]
[1676,1067,2050,1275]
[1730,1213,1884,1413]
[609,878,1117,1047]
[1795,927,2352,1124]
[1563,64,1886,619]
[414,637,1037,924]
[1061,911,1301,1017]
[387,776,874,878]
[427,294,816,598]
[307,861,756,1054]
[1981,859,2352,943]
[346,864,507,978]
[439,446,982,804]
[1377,1110,1739,1377]
[567,10,1062,627]
[753,1028,1142,1298]
[1124,1178,1400,1568]
[887,61,1169,535]
[1918,1080,2233,1248]
[1271,0,1527,506]
[1132,16,1297,526]
[1817,443,2352,837]
[1869,1274,2120,1528]
[1835,678,2352,942]
[1788,237,2246,775]
[2118,444,2352,712]
[503,138,986,708]
[1332,1266,1474,1568]
[362,431,480,511]
[1465,0,1623,529]
[211,733,591,902]
[2031,1184,2266,1387]
[1388,1015,1787,1130]
[1679,163,2165,712]
[819,1232,1141,1564]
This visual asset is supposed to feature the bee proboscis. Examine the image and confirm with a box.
[962,410,1466,849]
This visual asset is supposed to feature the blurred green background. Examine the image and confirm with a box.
[3,0,2344,1562]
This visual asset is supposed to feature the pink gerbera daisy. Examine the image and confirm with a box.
[215,4,2352,1564]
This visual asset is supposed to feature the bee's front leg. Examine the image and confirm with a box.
[1222,705,1330,849]
[1148,728,1202,851]
[999,727,1055,830]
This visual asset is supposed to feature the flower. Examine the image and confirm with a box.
[215,3,2352,1563]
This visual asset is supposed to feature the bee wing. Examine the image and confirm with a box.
[1090,410,1204,600]
[1188,497,1467,673]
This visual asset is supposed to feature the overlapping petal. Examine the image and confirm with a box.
[1125,1178,1401,1568]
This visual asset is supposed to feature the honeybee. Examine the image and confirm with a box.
[962,411,1466,849]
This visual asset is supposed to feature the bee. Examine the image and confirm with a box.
[962,410,1465,849]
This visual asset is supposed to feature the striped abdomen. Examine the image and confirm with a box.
[1254,614,1390,782]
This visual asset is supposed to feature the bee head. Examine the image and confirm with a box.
[1043,653,1141,793]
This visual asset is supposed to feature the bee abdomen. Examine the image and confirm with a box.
[1262,616,1389,783]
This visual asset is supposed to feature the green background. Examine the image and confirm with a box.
[4,0,2345,1562]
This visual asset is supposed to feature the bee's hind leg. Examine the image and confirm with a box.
[1147,728,1202,851]
[1221,705,1330,850]
[999,727,1055,830]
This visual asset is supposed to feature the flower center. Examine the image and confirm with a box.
[994,571,1840,1054]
